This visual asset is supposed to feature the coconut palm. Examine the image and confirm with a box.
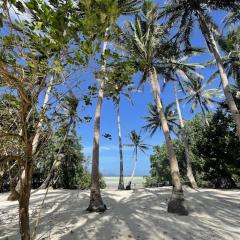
[84,0,143,212]
[105,60,136,190]
[124,130,149,190]
[208,28,240,95]
[143,102,179,136]
[182,77,223,126]
[161,48,204,189]
[160,0,240,138]
[120,2,189,214]
[39,92,79,189]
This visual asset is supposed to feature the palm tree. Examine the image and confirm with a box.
[39,92,79,189]
[173,80,198,189]
[124,130,149,190]
[208,28,240,94]
[160,0,240,138]
[104,61,136,190]
[143,102,179,136]
[84,0,143,212]
[121,3,188,214]
[182,77,223,126]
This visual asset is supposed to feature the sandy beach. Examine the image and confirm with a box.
[0,187,240,240]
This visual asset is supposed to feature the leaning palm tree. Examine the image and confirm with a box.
[39,92,79,189]
[120,2,188,214]
[173,80,198,189]
[208,28,240,95]
[161,49,204,189]
[82,0,143,212]
[160,0,240,138]
[124,130,149,190]
[182,77,223,126]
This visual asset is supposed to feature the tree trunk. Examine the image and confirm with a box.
[149,68,188,215]
[18,98,33,240]
[197,10,240,138]
[126,147,137,190]
[11,77,55,197]
[7,162,19,201]
[19,161,33,240]
[198,97,210,127]
[39,119,72,189]
[87,30,109,212]
[173,81,198,189]
[117,99,124,190]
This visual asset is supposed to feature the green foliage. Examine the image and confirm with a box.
[146,106,240,189]
[143,102,179,137]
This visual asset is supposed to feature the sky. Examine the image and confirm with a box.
[73,2,227,177]
[3,1,230,177]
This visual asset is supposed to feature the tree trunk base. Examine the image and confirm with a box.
[118,183,125,190]
[7,189,20,201]
[167,189,188,216]
[167,198,188,216]
[86,188,106,212]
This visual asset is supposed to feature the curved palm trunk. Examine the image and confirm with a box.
[116,99,124,190]
[149,67,188,215]
[87,29,109,212]
[126,147,137,190]
[173,81,198,189]
[197,10,240,138]
[39,120,72,189]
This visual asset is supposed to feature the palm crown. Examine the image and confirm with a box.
[143,103,179,136]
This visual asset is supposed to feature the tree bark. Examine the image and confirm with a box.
[39,119,72,189]
[149,68,188,215]
[197,10,240,138]
[116,99,124,190]
[126,147,137,190]
[173,81,198,189]
[12,77,55,196]
[18,96,33,240]
[87,30,109,212]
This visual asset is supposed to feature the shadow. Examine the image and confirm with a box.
[0,187,240,240]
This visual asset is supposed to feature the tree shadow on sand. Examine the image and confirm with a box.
[1,187,240,240]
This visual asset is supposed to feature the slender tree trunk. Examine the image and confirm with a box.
[7,162,19,201]
[39,119,72,189]
[173,81,198,189]
[87,29,109,212]
[126,147,137,190]
[12,77,55,197]
[149,67,188,215]
[117,99,124,190]
[197,10,240,138]
[18,98,33,240]
[199,99,209,127]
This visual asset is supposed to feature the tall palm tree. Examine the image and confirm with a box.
[124,130,149,190]
[84,0,143,212]
[173,80,198,189]
[39,92,79,189]
[105,60,136,190]
[121,3,189,214]
[161,0,240,138]
[182,77,223,126]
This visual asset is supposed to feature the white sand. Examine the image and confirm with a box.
[0,187,240,240]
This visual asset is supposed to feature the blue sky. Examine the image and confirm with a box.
[73,2,228,177]
[2,1,230,177]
